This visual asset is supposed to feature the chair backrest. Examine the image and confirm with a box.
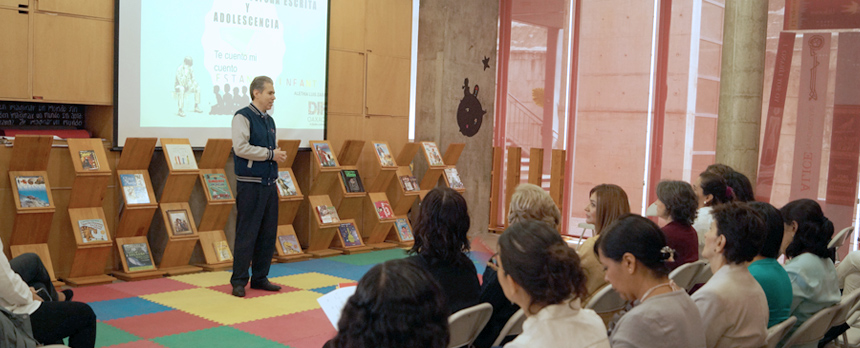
[781,304,844,348]
[448,303,493,348]
[669,260,710,290]
[576,223,595,251]
[829,226,854,250]
[584,285,628,314]
[834,288,860,328]
[491,308,526,347]
[765,316,797,348]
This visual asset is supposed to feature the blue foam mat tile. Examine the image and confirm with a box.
[90,297,174,321]
[310,285,337,294]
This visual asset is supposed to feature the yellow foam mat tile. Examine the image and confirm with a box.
[141,288,322,325]
[270,272,354,290]
[168,270,231,288]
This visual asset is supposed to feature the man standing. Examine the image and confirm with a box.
[230,76,287,297]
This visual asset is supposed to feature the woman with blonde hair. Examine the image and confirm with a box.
[580,184,630,297]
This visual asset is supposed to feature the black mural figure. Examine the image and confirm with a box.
[457,78,486,137]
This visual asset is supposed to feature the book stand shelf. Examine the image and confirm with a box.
[7,135,61,287]
[362,192,397,249]
[440,143,466,193]
[330,218,373,255]
[155,138,202,276]
[195,139,236,271]
[63,138,116,286]
[329,140,367,219]
[273,140,311,263]
[305,195,345,257]
[113,138,164,281]
[301,140,344,257]
[418,141,449,191]
[383,142,421,247]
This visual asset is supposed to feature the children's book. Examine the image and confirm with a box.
[213,241,233,262]
[122,243,155,272]
[164,143,198,170]
[276,171,298,196]
[79,150,99,170]
[120,174,150,205]
[394,218,414,242]
[341,170,364,193]
[423,142,444,166]
[78,219,109,243]
[278,235,303,255]
[313,143,338,167]
[167,210,193,236]
[399,175,420,192]
[15,176,50,208]
[337,222,363,247]
[316,205,340,224]
[204,173,233,200]
[445,168,465,189]
[373,143,396,167]
[374,201,394,219]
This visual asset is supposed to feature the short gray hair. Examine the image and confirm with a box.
[249,76,273,101]
[507,183,561,229]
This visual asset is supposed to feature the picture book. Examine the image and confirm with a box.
[278,235,303,255]
[164,143,198,170]
[340,169,364,193]
[313,142,337,167]
[213,240,233,262]
[316,205,340,224]
[120,173,151,205]
[445,168,465,189]
[423,142,444,166]
[399,175,420,192]
[338,222,363,247]
[276,171,298,196]
[394,218,414,242]
[78,219,109,243]
[373,143,396,167]
[204,173,233,200]
[79,150,99,170]
[374,201,394,219]
[15,176,50,208]
[122,243,155,272]
[167,210,193,236]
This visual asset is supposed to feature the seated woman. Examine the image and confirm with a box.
[654,180,699,269]
[474,183,560,348]
[705,164,755,202]
[747,202,792,328]
[780,199,840,348]
[692,202,768,348]
[0,242,96,348]
[325,259,449,348]
[691,171,733,256]
[496,220,609,348]
[407,187,480,314]
[580,184,630,298]
[595,214,706,348]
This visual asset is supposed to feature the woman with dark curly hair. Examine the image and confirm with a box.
[779,199,840,348]
[497,220,609,347]
[654,180,699,269]
[595,214,705,348]
[324,259,449,348]
[407,187,480,314]
[691,171,733,255]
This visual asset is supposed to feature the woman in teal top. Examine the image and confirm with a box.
[780,199,841,348]
[747,202,792,328]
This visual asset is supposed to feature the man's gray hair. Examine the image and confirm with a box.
[249,76,273,101]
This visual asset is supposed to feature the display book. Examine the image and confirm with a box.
[278,234,303,255]
[399,175,420,192]
[119,173,151,205]
[444,168,465,190]
[374,200,394,220]
[163,143,198,170]
[393,218,414,242]
[276,170,299,197]
[340,169,364,193]
[14,175,51,208]
[312,142,338,167]
[337,221,365,248]
[213,240,232,262]
[316,205,341,224]
[77,219,109,243]
[78,150,100,170]
[203,173,233,200]
[373,142,396,167]
[422,142,445,166]
[166,209,194,236]
[121,242,156,272]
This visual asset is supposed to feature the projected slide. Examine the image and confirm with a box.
[117,0,328,147]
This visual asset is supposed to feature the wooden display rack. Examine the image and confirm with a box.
[329,140,367,219]
[7,135,61,287]
[63,138,117,286]
[440,143,466,193]
[362,192,397,249]
[366,141,399,193]
[300,140,346,257]
[418,141,449,190]
[114,237,163,280]
[113,138,165,280]
[384,142,421,216]
[273,140,311,263]
[386,216,415,247]
[194,139,236,271]
[305,195,344,258]
[156,138,202,275]
[330,219,373,255]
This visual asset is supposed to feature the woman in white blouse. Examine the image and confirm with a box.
[692,202,769,348]
[495,220,609,348]
[691,171,733,255]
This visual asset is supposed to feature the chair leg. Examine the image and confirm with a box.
[843,331,849,348]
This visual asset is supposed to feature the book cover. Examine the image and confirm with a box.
[276,171,298,196]
[395,218,414,242]
[167,210,193,236]
[338,222,363,247]
[15,176,50,208]
[445,168,464,189]
[423,142,444,166]
[122,243,155,272]
[313,143,337,167]
[374,201,394,219]
[340,169,364,193]
[373,143,396,167]
[204,173,233,200]
[410,176,420,191]
[164,143,198,170]
[399,175,420,192]
[213,240,233,262]
[279,235,303,255]
[79,150,99,170]
[120,174,151,205]
[78,219,109,243]
[316,205,340,224]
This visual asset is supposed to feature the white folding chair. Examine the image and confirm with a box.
[782,304,844,348]
[766,316,797,348]
[448,303,493,348]
[833,290,860,348]
[584,285,628,315]
[575,223,595,251]
[831,227,855,260]
[669,260,710,290]
[491,308,526,347]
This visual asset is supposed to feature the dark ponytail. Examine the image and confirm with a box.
[781,199,834,259]
[700,171,733,205]
[499,221,588,310]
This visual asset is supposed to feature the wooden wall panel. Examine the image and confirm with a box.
[329,0,366,51]
[366,54,410,117]
[0,0,27,8]
[327,50,365,115]
[33,13,113,104]
[0,9,29,100]
[37,0,113,19]
[365,0,412,57]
